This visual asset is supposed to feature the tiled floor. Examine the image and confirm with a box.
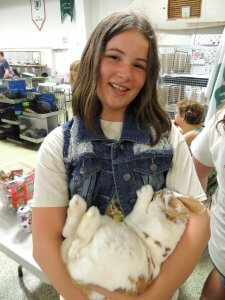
[0,139,213,299]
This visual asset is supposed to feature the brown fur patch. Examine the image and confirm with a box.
[128,276,135,285]
[163,247,171,258]
[164,212,178,223]
[143,232,149,238]
[135,275,147,294]
[154,240,162,247]
[177,196,205,214]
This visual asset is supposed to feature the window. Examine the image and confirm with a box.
[168,0,202,19]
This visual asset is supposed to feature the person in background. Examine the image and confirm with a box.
[0,51,10,79]
[69,60,80,86]
[174,99,217,204]
[174,99,205,147]
[12,68,21,78]
[32,12,210,300]
[191,104,225,300]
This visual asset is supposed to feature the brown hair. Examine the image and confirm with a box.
[72,12,171,145]
[70,60,80,85]
[176,99,204,125]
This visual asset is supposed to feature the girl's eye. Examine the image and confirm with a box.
[134,64,146,70]
[108,55,119,61]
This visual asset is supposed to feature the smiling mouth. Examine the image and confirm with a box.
[109,82,129,92]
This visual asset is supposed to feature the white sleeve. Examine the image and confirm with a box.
[32,126,69,207]
[191,117,214,167]
[166,125,206,201]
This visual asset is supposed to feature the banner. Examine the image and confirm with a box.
[30,0,46,31]
[60,0,74,23]
[205,27,225,123]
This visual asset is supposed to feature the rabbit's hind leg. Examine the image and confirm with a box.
[68,206,101,260]
[76,206,101,243]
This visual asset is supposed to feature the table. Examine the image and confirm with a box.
[0,206,48,282]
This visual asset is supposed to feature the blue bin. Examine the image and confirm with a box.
[8,80,26,93]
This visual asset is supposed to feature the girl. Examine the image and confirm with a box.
[32,12,210,300]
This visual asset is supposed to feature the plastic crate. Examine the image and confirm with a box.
[8,80,26,93]
[0,86,8,93]
[36,93,56,111]
[0,162,35,211]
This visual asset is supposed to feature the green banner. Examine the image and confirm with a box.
[60,0,74,22]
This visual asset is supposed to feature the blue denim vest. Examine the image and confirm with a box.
[62,113,173,216]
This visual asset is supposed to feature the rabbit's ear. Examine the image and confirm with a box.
[163,196,190,222]
[176,196,205,214]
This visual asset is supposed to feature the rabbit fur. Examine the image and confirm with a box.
[61,184,205,300]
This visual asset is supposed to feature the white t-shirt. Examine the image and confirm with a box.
[32,121,206,208]
[191,107,225,275]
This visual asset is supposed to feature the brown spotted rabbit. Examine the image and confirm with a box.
[61,185,205,300]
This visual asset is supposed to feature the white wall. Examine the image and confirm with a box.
[0,0,224,77]
[84,0,224,46]
[0,0,87,77]
[128,0,225,30]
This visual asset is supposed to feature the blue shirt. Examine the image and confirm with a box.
[0,59,10,79]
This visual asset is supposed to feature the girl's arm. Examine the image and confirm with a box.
[32,207,87,300]
[192,156,214,191]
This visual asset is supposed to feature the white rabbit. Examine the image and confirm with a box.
[61,185,205,300]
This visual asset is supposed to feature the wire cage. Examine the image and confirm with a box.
[158,33,221,119]
[158,83,207,119]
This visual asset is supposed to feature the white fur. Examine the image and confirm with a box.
[61,185,203,300]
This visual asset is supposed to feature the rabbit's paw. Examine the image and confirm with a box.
[136,184,154,203]
[76,206,101,242]
[68,194,87,216]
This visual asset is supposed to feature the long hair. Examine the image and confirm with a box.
[72,12,171,145]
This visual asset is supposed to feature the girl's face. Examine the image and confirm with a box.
[97,29,149,121]
[70,70,78,83]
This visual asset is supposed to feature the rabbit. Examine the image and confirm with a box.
[61,184,205,300]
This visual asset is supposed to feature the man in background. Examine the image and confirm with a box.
[0,51,10,79]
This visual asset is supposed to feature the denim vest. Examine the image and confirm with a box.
[62,113,173,217]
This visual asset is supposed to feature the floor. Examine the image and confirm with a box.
[0,139,213,300]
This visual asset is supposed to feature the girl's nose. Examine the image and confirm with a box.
[117,63,131,81]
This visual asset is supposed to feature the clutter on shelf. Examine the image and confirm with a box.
[0,163,34,212]
[0,79,67,143]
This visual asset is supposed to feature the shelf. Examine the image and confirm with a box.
[19,134,45,144]
[160,75,208,87]
[1,119,19,125]
[6,137,23,144]
[0,98,28,104]
[159,44,218,49]
[22,109,66,119]
[10,64,46,69]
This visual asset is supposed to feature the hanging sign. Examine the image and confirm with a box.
[30,0,46,31]
[60,0,74,23]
